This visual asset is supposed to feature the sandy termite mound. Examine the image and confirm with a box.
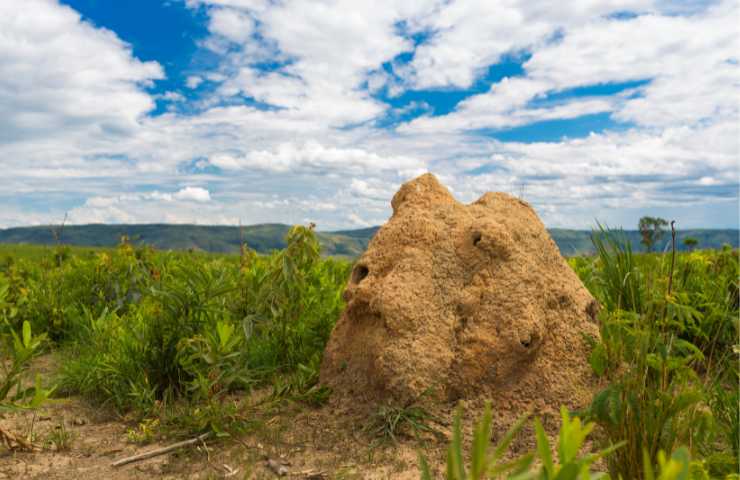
[320,173,600,426]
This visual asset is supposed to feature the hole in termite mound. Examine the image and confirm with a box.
[352,264,369,284]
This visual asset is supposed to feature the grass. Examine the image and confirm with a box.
[366,398,442,444]
[45,420,73,451]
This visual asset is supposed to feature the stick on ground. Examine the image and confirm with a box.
[0,425,38,452]
[111,432,211,467]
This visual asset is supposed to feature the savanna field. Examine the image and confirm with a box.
[0,227,737,479]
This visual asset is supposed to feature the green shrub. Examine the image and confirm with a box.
[57,226,350,433]
[579,227,737,478]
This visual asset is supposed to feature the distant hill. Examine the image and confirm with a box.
[0,223,736,257]
[549,228,738,256]
[0,223,370,258]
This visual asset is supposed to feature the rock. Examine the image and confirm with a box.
[320,173,600,427]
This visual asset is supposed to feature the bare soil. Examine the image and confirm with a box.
[0,354,446,479]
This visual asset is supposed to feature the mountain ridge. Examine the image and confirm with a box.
[0,223,736,257]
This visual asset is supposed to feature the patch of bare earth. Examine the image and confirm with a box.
[1,355,445,479]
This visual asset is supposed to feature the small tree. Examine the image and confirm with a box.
[638,216,669,252]
[682,236,698,251]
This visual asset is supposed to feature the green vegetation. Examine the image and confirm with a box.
[575,228,738,479]
[367,392,442,444]
[683,236,699,251]
[0,224,737,478]
[0,227,349,434]
[421,403,697,480]
[553,227,738,256]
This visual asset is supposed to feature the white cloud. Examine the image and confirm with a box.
[0,0,162,144]
[68,188,213,224]
[192,1,444,127]
[523,2,739,128]
[186,75,204,89]
[173,186,212,202]
[208,7,254,43]
[159,91,186,102]
[400,1,739,137]
[403,0,653,89]
[208,141,425,175]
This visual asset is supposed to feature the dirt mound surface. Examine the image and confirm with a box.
[321,173,600,423]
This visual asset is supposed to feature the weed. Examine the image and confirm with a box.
[367,392,443,444]
[0,318,53,410]
[45,420,73,451]
[271,353,331,406]
[126,418,160,444]
[419,402,533,480]
[418,405,705,480]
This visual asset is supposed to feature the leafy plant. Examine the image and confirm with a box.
[418,405,720,480]
[581,226,736,478]
[56,225,349,435]
[271,353,331,406]
[126,418,160,444]
[0,320,53,410]
[177,319,255,402]
[420,405,625,480]
[420,403,533,480]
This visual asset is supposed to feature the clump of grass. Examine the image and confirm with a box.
[590,223,645,313]
[45,420,73,452]
[367,392,443,444]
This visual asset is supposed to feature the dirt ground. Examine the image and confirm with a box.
[0,354,446,480]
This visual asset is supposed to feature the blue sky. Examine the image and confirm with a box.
[0,0,737,229]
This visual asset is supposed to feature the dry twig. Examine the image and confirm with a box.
[0,425,39,452]
[111,432,211,467]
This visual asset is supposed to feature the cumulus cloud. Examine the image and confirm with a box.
[173,186,212,202]
[0,0,162,144]
[208,7,254,43]
[68,188,215,224]
[209,141,425,175]
[402,0,652,89]
[402,1,739,134]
